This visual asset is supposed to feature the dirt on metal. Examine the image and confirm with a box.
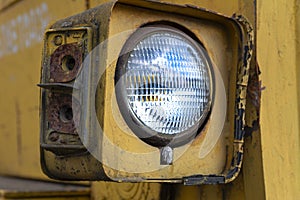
[50,43,83,82]
[47,92,80,134]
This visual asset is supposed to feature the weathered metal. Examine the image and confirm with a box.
[0,0,299,199]
[47,92,80,134]
[50,43,83,82]
[38,0,254,185]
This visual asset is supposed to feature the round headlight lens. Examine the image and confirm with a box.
[116,25,212,146]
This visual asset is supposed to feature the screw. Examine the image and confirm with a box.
[54,35,63,46]
[49,78,54,83]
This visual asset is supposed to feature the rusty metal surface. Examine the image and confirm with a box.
[47,92,80,134]
[50,43,83,83]
[39,3,109,180]
[40,27,92,148]
[247,62,264,117]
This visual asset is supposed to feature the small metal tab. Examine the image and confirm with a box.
[37,83,78,91]
[160,146,173,165]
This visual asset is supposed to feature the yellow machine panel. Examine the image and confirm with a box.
[0,0,87,179]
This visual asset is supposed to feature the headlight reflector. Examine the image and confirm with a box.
[116,25,213,146]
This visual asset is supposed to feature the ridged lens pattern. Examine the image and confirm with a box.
[125,31,210,135]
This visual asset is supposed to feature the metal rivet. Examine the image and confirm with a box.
[54,35,63,46]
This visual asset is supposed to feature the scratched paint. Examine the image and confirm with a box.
[0,2,50,58]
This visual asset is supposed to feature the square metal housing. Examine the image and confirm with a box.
[39,0,253,184]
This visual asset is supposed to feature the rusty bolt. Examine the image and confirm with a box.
[54,35,63,46]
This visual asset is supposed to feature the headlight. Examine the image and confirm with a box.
[115,25,213,147]
[40,0,252,183]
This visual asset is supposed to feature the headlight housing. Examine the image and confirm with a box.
[115,25,213,147]
[39,0,253,184]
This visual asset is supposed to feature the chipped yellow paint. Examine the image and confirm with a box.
[0,0,87,179]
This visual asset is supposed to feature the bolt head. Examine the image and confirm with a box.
[54,35,63,46]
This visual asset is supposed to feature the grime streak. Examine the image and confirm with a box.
[15,100,22,164]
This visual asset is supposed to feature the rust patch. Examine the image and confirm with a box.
[244,61,264,138]
[50,43,82,82]
[247,61,264,115]
[47,92,80,134]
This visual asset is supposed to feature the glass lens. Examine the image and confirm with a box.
[125,30,211,135]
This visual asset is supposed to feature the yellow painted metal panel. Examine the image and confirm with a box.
[0,0,87,179]
[258,0,300,199]
[174,185,202,200]
[91,0,239,16]
[91,182,161,200]
[297,1,300,199]
[0,0,18,11]
[101,2,239,180]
